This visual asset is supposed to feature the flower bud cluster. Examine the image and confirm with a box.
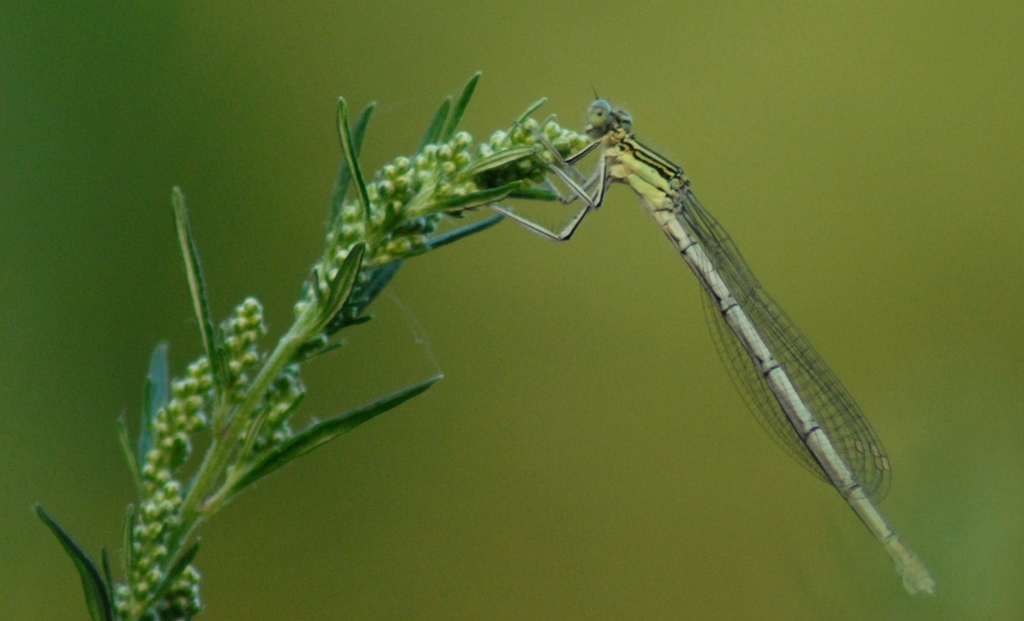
[148,359,211,472]
[119,354,214,610]
[119,475,186,607]
[221,297,267,402]
[474,118,590,190]
[300,117,587,330]
[246,363,304,454]
[151,564,202,620]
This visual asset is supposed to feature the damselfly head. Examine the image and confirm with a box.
[586,99,631,137]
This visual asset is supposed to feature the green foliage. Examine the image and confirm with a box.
[38,74,589,620]
[36,505,113,621]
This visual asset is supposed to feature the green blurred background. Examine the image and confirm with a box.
[3,1,1022,618]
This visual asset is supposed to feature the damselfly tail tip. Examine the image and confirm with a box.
[898,556,936,596]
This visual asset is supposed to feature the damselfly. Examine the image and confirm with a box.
[497,100,935,595]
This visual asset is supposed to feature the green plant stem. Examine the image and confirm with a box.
[167,303,321,566]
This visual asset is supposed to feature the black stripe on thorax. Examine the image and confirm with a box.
[618,136,683,183]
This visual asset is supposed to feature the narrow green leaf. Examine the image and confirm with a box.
[325,261,403,334]
[313,242,364,335]
[122,505,135,582]
[310,266,327,307]
[336,98,372,229]
[508,186,560,201]
[516,97,548,124]
[425,180,526,213]
[419,97,451,152]
[139,342,168,464]
[294,340,346,363]
[425,213,504,252]
[36,505,113,621]
[116,417,143,498]
[172,188,226,397]
[440,72,480,143]
[227,376,441,494]
[462,145,538,176]
[100,548,115,613]
[330,102,375,226]
[149,539,200,606]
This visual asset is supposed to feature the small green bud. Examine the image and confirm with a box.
[342,203,361,221]
[225,335,242,353]
[146,568,163,586]
[453,131,472,149]
[489,130,508,148]
[188,412,206,431]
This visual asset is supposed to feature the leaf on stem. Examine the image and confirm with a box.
[425,180,527,213]
[225,376,442,495]
[419,97,451,152]
[100,548,115,614]
[116,417,143,498]
[425,213,505,252]
[172,189,227,399]
[330,102,375,227]
[336,98,373,229]
[462,146,538,177]
[508,186,561,201]
[516,97,548,124]
[324,261,403,335]
[122,504,135,584]
[440,72,480,143]
[313,242,365,335]
[36,505,113,621]
[140,343,169,461]
[149,539,201,606]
